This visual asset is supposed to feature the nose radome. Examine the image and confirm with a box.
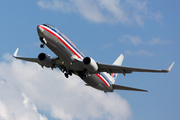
[37,25,44,33]
[37,25,44,37]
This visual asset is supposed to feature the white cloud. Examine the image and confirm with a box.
[119,35,143,46]
[37,0,73,12]
[74,0,106,23]
[119,34,171,46]
[37,0,162,26]
[147,38,172,45]
[0,53,132,120]
[100,43,113,50]
[125,49,153,57]
[0,80,48,120]
[0,100,14,120]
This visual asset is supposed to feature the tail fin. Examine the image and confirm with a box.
[111,54,124,80]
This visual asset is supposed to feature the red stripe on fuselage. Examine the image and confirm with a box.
[39,25,82,59]
[96,74,109,87]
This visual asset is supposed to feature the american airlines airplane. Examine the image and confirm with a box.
[13,24,174,93]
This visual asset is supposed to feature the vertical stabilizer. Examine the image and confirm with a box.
[113,54,124,66]
[112,54,124,80]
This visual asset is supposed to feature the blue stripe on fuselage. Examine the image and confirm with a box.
[49,27,85,59]
[100,73,112,85]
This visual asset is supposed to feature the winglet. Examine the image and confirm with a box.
[13,48,19,57]
[167,62,175,72]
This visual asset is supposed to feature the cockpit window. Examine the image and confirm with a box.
[42,24,62,34]
[42,24,48,26]
[42,24,54,28]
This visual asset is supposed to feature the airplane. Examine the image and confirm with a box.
[13,24,174,93]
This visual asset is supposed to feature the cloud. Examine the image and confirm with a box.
[119,35,143,46]
[0,53,132,120]
[119,34,171,46]
[147,38,172,45]
[125,0,162,26]
[0,81,48,120]
[100,43,113,50]
[125,49,153,57]
[37,0,73,12]
[37,0,162,26]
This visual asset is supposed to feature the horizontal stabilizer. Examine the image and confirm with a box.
[112,84,148,92]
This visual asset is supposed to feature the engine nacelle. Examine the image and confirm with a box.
[38,53,54,68]
[83,57,98,72]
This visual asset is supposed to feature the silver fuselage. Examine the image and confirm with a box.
[37,24,114,92]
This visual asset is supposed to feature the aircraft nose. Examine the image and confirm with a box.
[37,25,44,36]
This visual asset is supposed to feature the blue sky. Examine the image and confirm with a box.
[0,0,179,120]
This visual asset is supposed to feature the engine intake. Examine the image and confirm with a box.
[83,57,98,72]
[38,53,54,68]
[83,57,91,65]
[38,53,46,61]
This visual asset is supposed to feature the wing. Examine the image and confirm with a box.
[13,48,61,68]
[13,48,39,63]
[97,62,174,76]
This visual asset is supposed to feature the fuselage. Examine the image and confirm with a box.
[37,24,114,92]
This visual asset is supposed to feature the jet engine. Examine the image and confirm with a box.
[83,57,98,72]
[38,53,54,68]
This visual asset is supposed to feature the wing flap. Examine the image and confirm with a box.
[112,84,148,92]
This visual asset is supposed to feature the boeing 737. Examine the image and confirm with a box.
[13,24,174,92]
